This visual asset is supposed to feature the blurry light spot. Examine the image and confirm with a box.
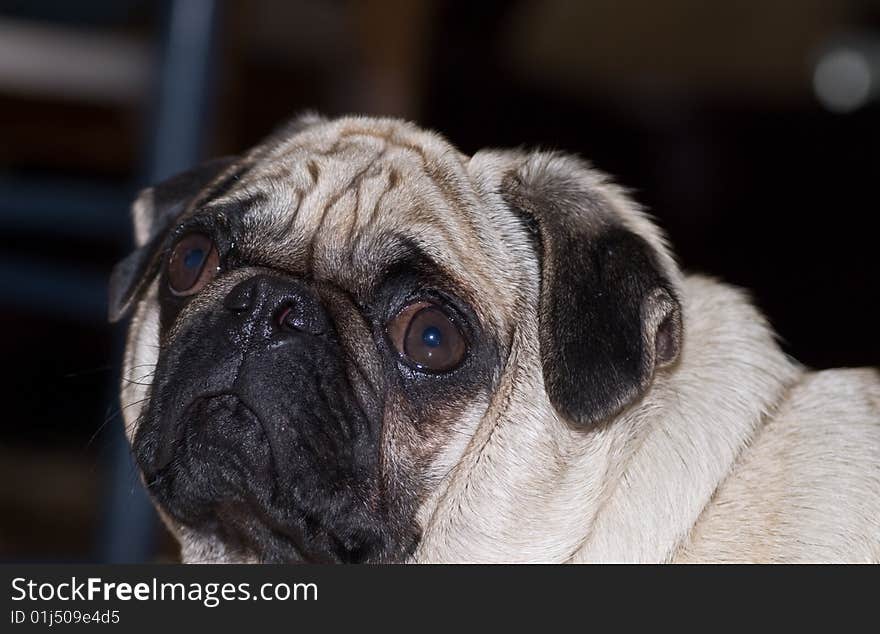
[813,49,872,113]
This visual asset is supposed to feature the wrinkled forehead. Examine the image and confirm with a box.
[201,121,521,327]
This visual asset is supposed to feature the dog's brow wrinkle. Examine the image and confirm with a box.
[279,190,304,239]
[364,171,395,228]
[319,128,405,162]
[306,192,340,272]
[348,179,364,251]
[346,148,387,237]
[387,168,399,190]
[378,133,483,250]
[307,159,320,184]
[315,138,359,158]
[425,161,483,245]
[308,145,388,272]
[343,171,397,276]
[388,139,430,166]
[338,127,393,143]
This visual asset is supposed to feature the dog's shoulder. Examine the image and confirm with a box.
[575,274,801,562]
[676,365,880,562]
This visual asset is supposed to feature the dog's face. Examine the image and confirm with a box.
[111,115,683,563]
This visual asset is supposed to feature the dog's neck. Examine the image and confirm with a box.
[415,275,801,562]
[571,276,801,561]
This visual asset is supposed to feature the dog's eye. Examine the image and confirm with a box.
[167,232,219,296]
[388,302,466,372]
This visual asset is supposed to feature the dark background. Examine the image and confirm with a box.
[0,0,877,562]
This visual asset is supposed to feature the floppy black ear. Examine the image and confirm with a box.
[501,152,683,427]
[108,157,238,322]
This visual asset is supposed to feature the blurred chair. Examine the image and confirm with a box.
[0,7,146,320]
[0,0,221,562]
[100,0,221,564]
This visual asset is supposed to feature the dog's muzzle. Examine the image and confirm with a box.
[134,274,416,562]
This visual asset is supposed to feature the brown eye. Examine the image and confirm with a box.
[388,302,467,372]
[167,233,219,296]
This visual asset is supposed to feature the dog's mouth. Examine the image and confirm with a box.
[143,394,299,561]
[136,392,418,563]
[175,394,276,485]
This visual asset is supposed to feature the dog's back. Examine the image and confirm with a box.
[676,366,880,562]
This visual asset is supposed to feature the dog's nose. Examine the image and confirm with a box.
[223,274,328,337]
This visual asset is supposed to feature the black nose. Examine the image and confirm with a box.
[223,274,328,337]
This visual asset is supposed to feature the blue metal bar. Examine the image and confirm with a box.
[148,0,220,182]
[98,0,220,563]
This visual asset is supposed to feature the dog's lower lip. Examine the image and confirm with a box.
[149,395,337,563]
[238,494,323,564]
[149,391,257,472]
[185,391,280,469]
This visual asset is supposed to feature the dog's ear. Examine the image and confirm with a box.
[486,151,683,427]
[108,157,238,322]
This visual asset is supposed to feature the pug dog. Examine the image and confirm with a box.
[110,114,880,563]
